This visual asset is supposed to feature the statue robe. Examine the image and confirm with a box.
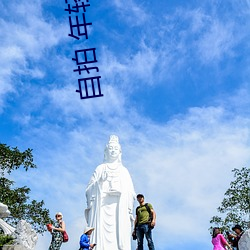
[85,163,136,250]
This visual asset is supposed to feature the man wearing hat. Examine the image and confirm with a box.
[79,227,96,250]
[231,225,244,250]
[133,194,156,250]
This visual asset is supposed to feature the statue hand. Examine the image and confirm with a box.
[130,213,135,222]
[101,171,108,181]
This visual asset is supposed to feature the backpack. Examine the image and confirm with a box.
[136,203,154,229]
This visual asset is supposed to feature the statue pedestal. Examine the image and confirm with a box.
[2,245,26,250]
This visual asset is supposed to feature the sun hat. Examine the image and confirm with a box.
[84,227,95,234]
[232,225,243,231]
[55,212,63,218]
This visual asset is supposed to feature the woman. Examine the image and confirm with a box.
[79,227,96,250]
[49,212,66,250]
[212,227,232,250]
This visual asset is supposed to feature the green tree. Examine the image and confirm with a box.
[210,167,250,232]
[0,143,52,233]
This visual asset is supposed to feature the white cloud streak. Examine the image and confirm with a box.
[196,20,235,63]
[0,0,66,112]
[112,0,148,26]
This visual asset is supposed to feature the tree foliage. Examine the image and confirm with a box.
[0,234,14,246]
[210,167,250,232]
[0,143,52,233]
[0,144,36,175]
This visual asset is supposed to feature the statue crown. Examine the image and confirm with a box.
[109,135,119,144]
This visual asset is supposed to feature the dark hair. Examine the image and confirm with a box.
[232,225,243,232]
[136,194,144,198]
[212,227,220,238]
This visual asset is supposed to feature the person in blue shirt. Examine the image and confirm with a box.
[79,227,96,250]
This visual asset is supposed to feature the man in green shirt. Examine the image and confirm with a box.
[133,194,156,250]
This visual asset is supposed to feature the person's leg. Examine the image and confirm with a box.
[51,238,62,250]
[145,225,155,250]
[136,224,146,250]
[49,238,55,250]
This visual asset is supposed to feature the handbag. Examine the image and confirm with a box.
[46,224,52,232]
[62,231,69,242]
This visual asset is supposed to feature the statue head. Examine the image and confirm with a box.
[0,202,10,218]
[104,135,122,163]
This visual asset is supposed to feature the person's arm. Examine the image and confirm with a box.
[132,214,138,235]
[220,234,232,250]
[229,233,237,239]
[52,221,65,232]
[89,243,96,249]
[134,215,138,228]
[150,208,156,227]
[80,234,91,248]
[225,241,232,250]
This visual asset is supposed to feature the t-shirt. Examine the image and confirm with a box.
[212,234,227,250]
[136,203,153,225]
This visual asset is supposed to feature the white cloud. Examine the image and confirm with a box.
[156,7,243,68]
[47,83,127,120]
[189,8,210,33]
[128,42,158,85]
[0,0,66,111]
[219,83,250,115]
[196,20,235,63]
[112,0,148,26]
[99,44,159,91]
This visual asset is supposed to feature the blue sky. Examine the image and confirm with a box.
[1,0,250,249]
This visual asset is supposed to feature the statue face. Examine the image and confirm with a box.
[107,142,121,160]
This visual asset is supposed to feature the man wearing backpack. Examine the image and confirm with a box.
[133,194,156,250]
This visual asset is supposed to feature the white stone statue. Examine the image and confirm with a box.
[239,229,250,250]
[0,202,15,235]
[0,203,38,250]
[85,135,136,250]
[13,220,38,250]
[0,203,11,218]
